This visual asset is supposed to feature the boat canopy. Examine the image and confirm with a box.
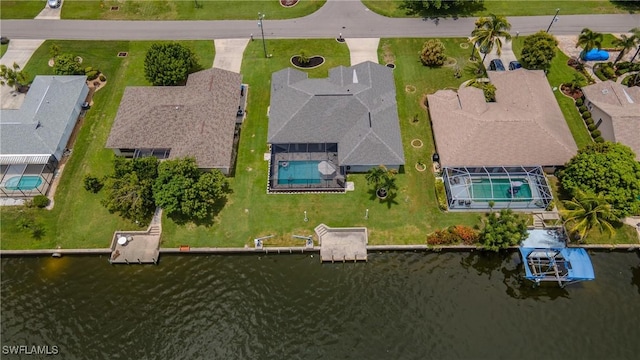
[520,247,595,287]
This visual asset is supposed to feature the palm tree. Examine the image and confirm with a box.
[612,34,636,64]
[576,28,603,60]
[0,62,29,92]
[470,14,512,62]
[629,27,640,63]
[561,191,618,242]
[366,165,398,199]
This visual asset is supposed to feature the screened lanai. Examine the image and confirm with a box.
[0,156,56,197]
[442,166,553,211]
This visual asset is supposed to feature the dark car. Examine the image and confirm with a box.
[489,59,505,71]
[508,61,522,70]
[48,0,61,9]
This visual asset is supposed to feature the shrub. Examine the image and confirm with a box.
[594,136,605,143]
[616,61,631,70]
[144,42,200,86]
[575,98,583,106]
[450,225,479,245]
[53,53,83,75]
[83,174,103,193]
[0,37,9,45]
[86,70,99,80]
[99,74,106,81]
[585,118,594,126]
[594,67,607,81]
[582,111,591,119]
[591,129,601,138]
[435,179,448,211]
[587,124,597,131]
[85,66,94,73]
[603,66,616,79]
[419,39,447,67]
[578,105,587,113]
[426,229,458,245]
[32,195,50,208]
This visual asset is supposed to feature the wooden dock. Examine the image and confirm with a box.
[315,224,368,262]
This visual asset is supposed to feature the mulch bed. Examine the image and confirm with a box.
[280,0,299,7]
[291,56,325,69]
[560,84,583,100]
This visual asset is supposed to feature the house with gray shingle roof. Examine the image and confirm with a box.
[106,68,244,175]
[267,62,405,192]
[0,75,88,197]
[582,80,640,161]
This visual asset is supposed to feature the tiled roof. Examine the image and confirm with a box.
[106,68,242,169]
[268,61,405,166]
[427,69,578,167]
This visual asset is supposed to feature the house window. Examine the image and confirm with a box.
[595,119,603,128]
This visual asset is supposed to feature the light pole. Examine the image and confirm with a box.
[258,12,267,58]
[546,8,560,33]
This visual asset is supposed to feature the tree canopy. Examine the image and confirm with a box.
[153,158,230,220]
[144,42,200,86]
[576,28,603,59]
[470,14,512,62]
[53,53,83,75]
[400,0,483,15]
[0,62,29,92]
[101,157,158,223]
[520,31,558,70]
[479,209,528,251]
[419,39,447,66]
[559,142,640,217]
[561,190,618,241]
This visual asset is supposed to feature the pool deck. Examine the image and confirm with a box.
[315,223,368,262]
[269,151,346,193]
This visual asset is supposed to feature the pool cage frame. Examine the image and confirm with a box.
[0,155,56,197]
[442,166,553,211]
[268,143,346,193]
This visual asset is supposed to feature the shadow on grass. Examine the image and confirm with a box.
[611,1,640,13]
[166,197,229,227]
[403,1,486,19]
[367,188,400,209]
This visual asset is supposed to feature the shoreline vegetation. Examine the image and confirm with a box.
[1,36,638,250]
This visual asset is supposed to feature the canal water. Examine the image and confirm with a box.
[2,251,639,359]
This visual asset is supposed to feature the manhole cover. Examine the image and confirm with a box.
[111,6,119,11]
[386,63,396,69]
[117,52,128,57]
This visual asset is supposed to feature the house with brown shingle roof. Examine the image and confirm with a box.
[582,80,640,161]
[106,68,243,175]
[427,69,578,170]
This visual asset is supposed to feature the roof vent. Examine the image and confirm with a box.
[35,121,42,129]
[601,89,609,95]
[352,69,358,84]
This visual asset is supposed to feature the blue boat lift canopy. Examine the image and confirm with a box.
[519,247,595,287]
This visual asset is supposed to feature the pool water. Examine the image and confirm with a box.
[4,176,43,190]
[470,178,532,201]
[277,161,321,185]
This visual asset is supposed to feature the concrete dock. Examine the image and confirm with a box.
[315,223,368,262]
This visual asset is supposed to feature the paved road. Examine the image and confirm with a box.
[1,0,638,40]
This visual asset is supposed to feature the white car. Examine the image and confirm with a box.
[48,0,61,9]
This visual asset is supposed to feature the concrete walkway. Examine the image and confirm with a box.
[0,39,45,109]
[345,38,379,65]
[212,38,250,73]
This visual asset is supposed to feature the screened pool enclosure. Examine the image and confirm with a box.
[442,166,553,211]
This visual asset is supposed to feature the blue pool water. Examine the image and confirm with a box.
[277,161,321,185]
[4,176,43,190]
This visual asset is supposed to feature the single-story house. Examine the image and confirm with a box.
[106,68,244,175]
[581,80,640,161]
[267,61,405,192]
[427,69,577,210]
[0,75,89,197]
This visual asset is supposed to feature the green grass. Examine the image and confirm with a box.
[511,37,593,149]
[161,37,481,248]
[0,40,214,250]
[601,33,620,49]
[0,1,44,19]
[362,0,637,17]
[61,0,326,20]
[1,43,8,59]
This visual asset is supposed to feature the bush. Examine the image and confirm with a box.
[86,70,99,80]
[435,179,448,211]
[582,111,591,119]
[450,225,479,245]
[585,118,594,126]
[591,129,601,138]
[587,124,597,131]
[85,66,94,73]
[32,195,50,208]
[419,39,447,67]
[99,74,106,81]
[594,136,605,143]
[616,61,631,70]
[0,37,9,45]
[426,229,458,245]
[144,42,200,86]
[83,174,104,193]
[578,105,587,113]
[53,53,83,75]
[575,98,583,106]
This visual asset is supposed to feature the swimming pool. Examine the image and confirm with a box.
[277,161,321,185]
[3,176,43,191]
[470,178,532,201]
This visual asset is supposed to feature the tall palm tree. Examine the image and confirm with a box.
[576,28,603,60]
[612,34,636,64]
[629,27,640,63]
[470,14,512,62]
[561,191,618,241]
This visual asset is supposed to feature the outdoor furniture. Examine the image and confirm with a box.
[117,236,128,246]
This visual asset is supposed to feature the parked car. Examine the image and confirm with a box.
[48,0,61,9]
[508,61,522,70]
[489,59,505,71]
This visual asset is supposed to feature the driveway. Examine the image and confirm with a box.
[35,1,62,20]
[345,38,379,65]
[213,39,249,73]
[481,37,518,71]
[1,39,45,109]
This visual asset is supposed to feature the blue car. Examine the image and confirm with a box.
[489,59,505,71]
[508,61,522,70]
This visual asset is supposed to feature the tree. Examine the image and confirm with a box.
[559,142,640,217]
[576,28,603,60]
[365,165,398,199]
[101,157,158,223]
[419,39,447,66]
[400,0,483,15]
[561,191,618,242]
[53,53,83,75]
[153,158,230,220]
[612,34,636,64]
[568,73,587,92]
[520,31,558,70]
[479,209,528,251]
[297,49,310,64]
[144,42,200,86]
[49,43,60,61]
[470,14,512,62]
[627,27,640,63]
[0,62,30,92]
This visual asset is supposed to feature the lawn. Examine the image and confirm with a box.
[362,0,637,17]
[60,0,326,20]
[0,1,44,19]
[511,37,593,149]
[0,40,215,250]
[1,43,8,59]
[160,37,482,248]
